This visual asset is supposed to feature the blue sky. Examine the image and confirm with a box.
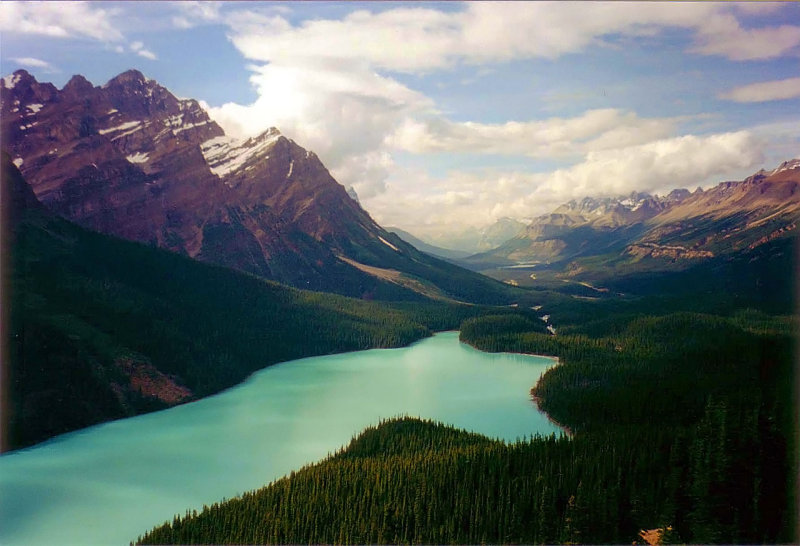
[2,1,799,244]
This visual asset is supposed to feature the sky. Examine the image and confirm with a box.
[1,1,799,246]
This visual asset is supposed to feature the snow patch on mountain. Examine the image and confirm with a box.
[378,236,400,252]
[172,120,210,135]
[2,73,20,89]
[201,128,282,178]
[771,159,800,175]
[13,157,23,168]
[162,114,211,135]
[99,121,142,136]
[26,103,43,114]
[126,152,149,164]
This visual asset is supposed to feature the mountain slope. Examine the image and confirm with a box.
[2,155,498,451]
[423,217,528,255]
[467,190,691,268]
[388,227,472,261]
[472,161,799,279]
[1,69,516,303]
[627,159,799,260]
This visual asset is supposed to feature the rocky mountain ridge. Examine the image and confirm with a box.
[1,69,514,303]
[465,160,799,275]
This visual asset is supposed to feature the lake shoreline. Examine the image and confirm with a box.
[456,333,570,437]
[1,331,561,546]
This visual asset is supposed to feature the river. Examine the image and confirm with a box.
[0,332,561,545]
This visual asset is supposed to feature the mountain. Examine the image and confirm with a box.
[420,217,528,255]
[469,161,799,278]
[1,69,516,304]
[625,159,800,260]
[388,227,472,261]
[466,191,690,268]
[2,154,502,451]
[477,216,529,251]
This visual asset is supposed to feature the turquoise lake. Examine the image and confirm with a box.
[0,331,561,545]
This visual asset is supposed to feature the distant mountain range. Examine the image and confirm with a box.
[1,69,515,304]
[417,217,528,255]
[2,68,796,296]
[464,160,799,279]
[388,227,472,261]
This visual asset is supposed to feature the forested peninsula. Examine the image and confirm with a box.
[138,281,796,544]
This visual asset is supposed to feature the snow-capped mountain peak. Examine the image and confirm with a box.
[770,158,800,175]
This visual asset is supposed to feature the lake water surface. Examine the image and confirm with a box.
[0,332,560,545]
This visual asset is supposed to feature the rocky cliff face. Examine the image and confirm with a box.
[2,69,225,251]
[3,69,484,298]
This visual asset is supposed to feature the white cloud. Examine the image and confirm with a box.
[331,151,395,200]
[528,131,765,201]
[224,7,458,72]
[223,3,796,73]
[733,3,785,15]
[388,109,676,158]
[745,119,800,167]
[10,57,59,73]
[130,41,157,60]
[0,1,123,42]
[206,60,432,198]
[720,77,800,103]
[692,16,800,61]
[364,130,767,238]
[171,1,223,29]
[206,2,798,199]
[136,49,157,61]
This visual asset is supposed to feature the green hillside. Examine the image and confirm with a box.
[3,158,500,451]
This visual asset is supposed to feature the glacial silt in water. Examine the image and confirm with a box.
[0,332,560,545]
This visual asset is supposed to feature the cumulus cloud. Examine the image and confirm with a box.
[388,109,677,158]
[10,57,59,73]
[204,2,797,201]
[720,77,800,103]
[331,151,395,200]
[529,130,765,201]
[206,60,432,199]
[0,1,123,42]
[366,130,766,238]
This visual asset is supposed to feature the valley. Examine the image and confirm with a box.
[0,333,560,545]
[1,55,797,546]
